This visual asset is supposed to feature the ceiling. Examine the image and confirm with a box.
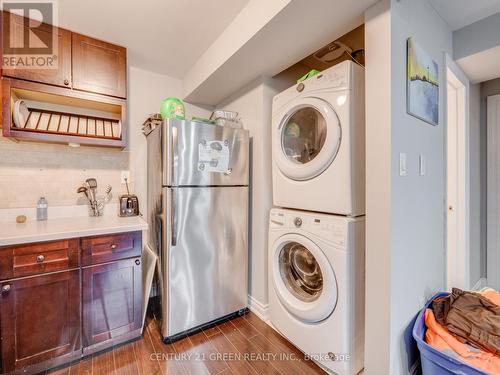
[429,0,500,30]
[57,0,249,78]
[183,0,376,105]
[457,45,500,83]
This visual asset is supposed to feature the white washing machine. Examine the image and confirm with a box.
[268,208,365,374]
[272,60,365,216]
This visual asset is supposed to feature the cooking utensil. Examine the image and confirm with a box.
[77,186,91,201]
[86,178,97,197]
[104,185,112,203]
[78,184,98,216]
[85,178,98,208]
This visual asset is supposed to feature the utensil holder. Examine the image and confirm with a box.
[88,196,105,217]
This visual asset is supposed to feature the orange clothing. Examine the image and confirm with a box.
[425,309,500,374]
[482,289,500,307]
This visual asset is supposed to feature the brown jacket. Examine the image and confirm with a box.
[432,288,500,355]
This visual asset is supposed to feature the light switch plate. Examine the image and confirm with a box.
[419,155,426,176]
[399,153,407,176]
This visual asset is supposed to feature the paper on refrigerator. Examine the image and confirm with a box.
[198,140,230,173]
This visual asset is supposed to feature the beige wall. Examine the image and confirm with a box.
[0,132,129,209]
[0,66,210,211]
[217,78,279,306]
[127,66,211,216]
[364,1,392,373]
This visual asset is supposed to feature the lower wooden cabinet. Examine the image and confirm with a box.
[82,257,142,355]
[0,231,143,375]
[0,270,81,374]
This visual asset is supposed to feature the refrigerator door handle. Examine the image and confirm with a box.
[171,126,178,186]
[171,188,177,246]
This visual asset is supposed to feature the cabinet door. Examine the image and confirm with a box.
[0,270,81,374]
[72,33,126,98]
[2,12,72,88]
[82,257,141,354]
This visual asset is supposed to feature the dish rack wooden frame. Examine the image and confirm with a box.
[2,78,127,148]
[19,107,121,140]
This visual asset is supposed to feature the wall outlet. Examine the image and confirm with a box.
[120,170,130,184]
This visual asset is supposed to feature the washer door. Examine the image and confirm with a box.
[272,234,338,323]
[273,97,341,181]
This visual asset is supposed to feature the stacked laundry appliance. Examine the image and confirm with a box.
[268,60,365,375]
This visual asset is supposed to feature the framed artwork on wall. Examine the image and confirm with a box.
[407,37,439,126]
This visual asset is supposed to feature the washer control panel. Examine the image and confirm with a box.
[269,209,349,248]
[294,217,303,227]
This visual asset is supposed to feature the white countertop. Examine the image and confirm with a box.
[0,214,148,247]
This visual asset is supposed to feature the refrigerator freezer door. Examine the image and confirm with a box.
[161,186,248,339]
[162,119,249,187]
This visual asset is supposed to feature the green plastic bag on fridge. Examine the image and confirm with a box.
[160,97,185,120]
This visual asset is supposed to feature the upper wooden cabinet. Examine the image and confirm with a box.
[1,11,127,100]
[1,12,72,88]
[1,12,128,148]
[72,33,127,98]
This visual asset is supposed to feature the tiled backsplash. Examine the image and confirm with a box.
[0,136,132,209]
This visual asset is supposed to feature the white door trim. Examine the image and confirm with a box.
[445,54,470,290]
[487,94,500,290]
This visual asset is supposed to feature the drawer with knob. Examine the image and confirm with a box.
[0,239,79,280]
[81,231,141,266]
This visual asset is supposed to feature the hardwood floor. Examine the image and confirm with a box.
[46,312,326,375]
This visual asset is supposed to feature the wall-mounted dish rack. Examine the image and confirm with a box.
[13,100,122,140]
[2,78,126,148]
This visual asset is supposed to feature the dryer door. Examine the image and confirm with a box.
[273,97,341,181]
[271,233,338,323]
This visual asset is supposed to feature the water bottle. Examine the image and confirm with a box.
[36,197,48,221]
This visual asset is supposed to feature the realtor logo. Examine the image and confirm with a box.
[1,0,59,69]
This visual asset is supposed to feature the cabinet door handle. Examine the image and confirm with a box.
[110,244,117,250]
[64,79,69,86]
[135,259,141,266]
[36,255,45,263]
[2,285,11,293]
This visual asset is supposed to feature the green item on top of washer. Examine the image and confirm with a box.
[297,69,321,83]
[160,98,185,120]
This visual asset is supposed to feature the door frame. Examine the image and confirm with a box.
[445,54,470,290]
[487,94,500,290]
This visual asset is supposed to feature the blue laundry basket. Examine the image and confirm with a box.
[412,293,489,375]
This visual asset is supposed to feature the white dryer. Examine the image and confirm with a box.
[272,60,365,216]
[268,208,365,375]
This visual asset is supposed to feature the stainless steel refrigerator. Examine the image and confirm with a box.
[144,118,249,341]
